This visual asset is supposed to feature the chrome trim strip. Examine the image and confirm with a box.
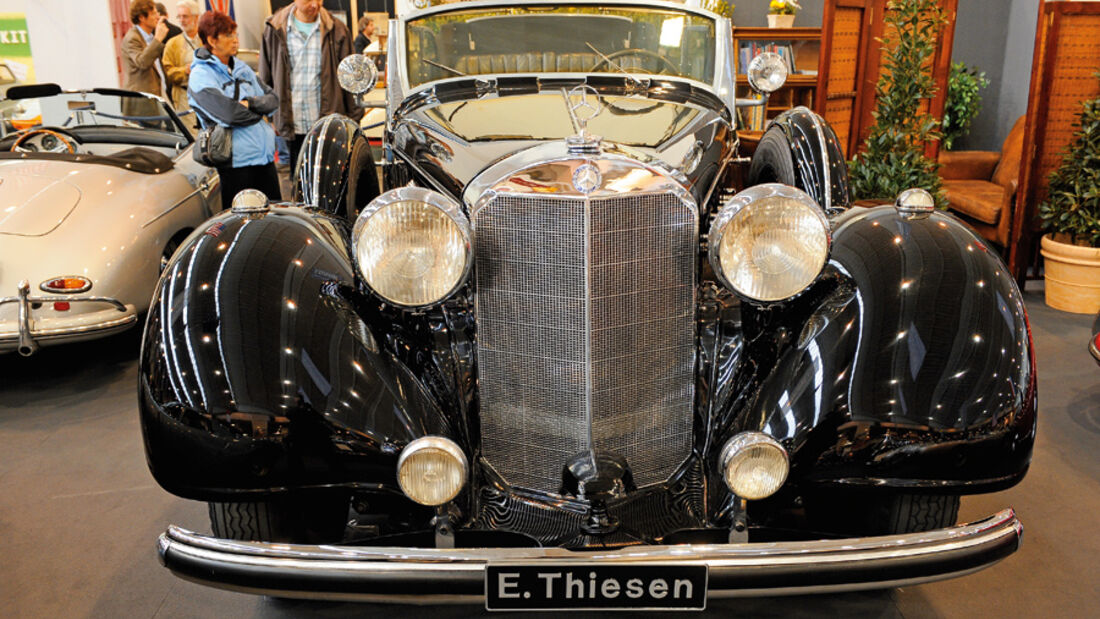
[404,0,721,22]
[142,187,203,229]
[157,509,1021,601]
[801,106,832,212]
[583,183,594,453]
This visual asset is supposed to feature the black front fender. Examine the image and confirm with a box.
[721,206,1036,492]
[762,107,851,210]
[138,207,466,502]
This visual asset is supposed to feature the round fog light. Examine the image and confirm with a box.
[719,432,789,500]
[397,436,468,506]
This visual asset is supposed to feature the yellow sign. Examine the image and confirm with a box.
[0,13,35,86]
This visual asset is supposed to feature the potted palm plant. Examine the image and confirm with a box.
[848,0,948,206]
[1038,74,1100,314]
[767,0,800,28]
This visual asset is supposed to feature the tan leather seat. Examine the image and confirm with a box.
[457,52,604,76]
[940,116,1026,248]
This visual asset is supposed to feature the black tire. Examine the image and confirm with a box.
[747,128,798,188]
[208,501,293,541]
[874,493,960,535]
[344,137,380,220]
[209,494,350,543]
[805,492,960,536]
[159,230,190,274]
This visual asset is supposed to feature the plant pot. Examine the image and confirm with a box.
[1040,234,1100,314]
[768,14,796,28]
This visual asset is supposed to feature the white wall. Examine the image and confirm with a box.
[234,0,270,52]
[25,0,119,88]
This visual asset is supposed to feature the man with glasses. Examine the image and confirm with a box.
[162,1,201,119]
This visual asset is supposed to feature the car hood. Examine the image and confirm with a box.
[0,161,84,237]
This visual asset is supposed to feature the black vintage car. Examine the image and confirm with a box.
[141,0,1035,608]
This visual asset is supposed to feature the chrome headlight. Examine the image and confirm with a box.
[397,436,468,506]
[719,432,789,500]
[337,53,378,94]
[708,183,830,302]
[747,52,788,94]
[352,187,472,307]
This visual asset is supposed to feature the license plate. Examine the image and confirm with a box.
[485,563,707,611]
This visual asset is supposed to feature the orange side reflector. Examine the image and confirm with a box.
[41,277,92,293]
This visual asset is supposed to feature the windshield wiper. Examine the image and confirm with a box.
[421,58,466,77]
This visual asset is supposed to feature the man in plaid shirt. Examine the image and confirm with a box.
[260,0,362,176]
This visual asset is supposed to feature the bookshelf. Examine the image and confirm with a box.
[733,27,822,134]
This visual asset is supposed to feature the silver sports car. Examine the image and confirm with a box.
[0,85,219,355]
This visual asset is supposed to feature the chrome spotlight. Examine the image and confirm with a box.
[895,188,936,219]
[747,52,788,94]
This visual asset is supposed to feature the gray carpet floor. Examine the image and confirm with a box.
[2,287,1097,617]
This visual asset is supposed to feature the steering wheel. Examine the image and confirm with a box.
[11,128,80,154]
[590,49,679,75]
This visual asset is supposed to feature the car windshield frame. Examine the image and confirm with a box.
[397,0,728,93]
[0,86,192,145]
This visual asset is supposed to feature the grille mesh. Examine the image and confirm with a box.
[475,192,696,492]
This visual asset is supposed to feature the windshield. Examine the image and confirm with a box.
[0,91,187,142]
[406,5,716,88]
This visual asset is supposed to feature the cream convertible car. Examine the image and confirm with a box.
[0,85,219,356]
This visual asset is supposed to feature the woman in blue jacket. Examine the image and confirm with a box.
[189,11,280,211]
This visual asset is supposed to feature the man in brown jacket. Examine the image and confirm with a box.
[259,0,363,173]
[122,0,170,110]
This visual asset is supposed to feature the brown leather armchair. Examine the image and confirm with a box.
[939,116,1026,249]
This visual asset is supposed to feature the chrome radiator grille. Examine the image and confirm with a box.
[474,192,696,493]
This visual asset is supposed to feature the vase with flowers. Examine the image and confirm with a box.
[768,0,800,28]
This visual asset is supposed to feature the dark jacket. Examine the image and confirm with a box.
[259,5,363,139]
[354,33,370,54]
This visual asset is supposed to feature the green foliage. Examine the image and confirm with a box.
[848,0,947,205]
[1038,74,1100,248]
[769,1,799,16]
[703,0,735,18]
[942,62,989,150]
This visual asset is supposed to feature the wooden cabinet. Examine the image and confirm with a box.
[1010,1,1100,283]
[733,27,822,133]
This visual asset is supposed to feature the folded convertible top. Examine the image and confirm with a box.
[0,146,175,174]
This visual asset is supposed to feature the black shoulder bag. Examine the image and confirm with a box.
[191,79,240,167]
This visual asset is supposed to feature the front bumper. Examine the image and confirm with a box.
[0,280,137,355]
[157,508,1021,602]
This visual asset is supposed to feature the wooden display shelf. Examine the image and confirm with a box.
[735,74,819,87]
[733,26,822,131]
